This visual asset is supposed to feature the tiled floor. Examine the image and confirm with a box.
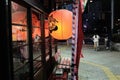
[58,43,120,80]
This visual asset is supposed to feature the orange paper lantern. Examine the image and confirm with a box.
[49,9,72,40]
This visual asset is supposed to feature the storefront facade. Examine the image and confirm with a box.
[0,0,57,80]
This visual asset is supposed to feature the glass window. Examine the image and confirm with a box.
[31,11,42,73]
[11,1,29,80]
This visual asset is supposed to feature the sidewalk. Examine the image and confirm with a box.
[80,44,120,80]
[58,44,120,80]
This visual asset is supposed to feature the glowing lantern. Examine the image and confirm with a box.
[48,9,72,40]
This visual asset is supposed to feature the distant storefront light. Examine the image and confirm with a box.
[90,0,93,3]
[118,19,120,21]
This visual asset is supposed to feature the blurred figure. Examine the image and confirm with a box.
[104,36,109,49]
[92,34,100,51]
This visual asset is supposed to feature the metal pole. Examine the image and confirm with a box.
[111,0,114,34]
[108,0,114,49]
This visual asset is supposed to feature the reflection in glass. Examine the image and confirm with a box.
[31,11,42,74]
[32,12,41,55]
[12,26,27,41]
[11,2,27,25]
[11,1,29,80]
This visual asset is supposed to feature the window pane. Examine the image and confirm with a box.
[11,1,29,80]
[12,1,27,25]
[12,25,27,41]
[32,11,41,59]
[32,11,42,73]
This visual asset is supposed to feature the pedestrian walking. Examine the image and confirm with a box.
[92,34,100,51]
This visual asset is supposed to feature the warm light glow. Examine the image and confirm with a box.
[12,11,27,41]
[32,13,49,38]
[12,26,27,41]
[12,11,49,41]
[49,9,72,40]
